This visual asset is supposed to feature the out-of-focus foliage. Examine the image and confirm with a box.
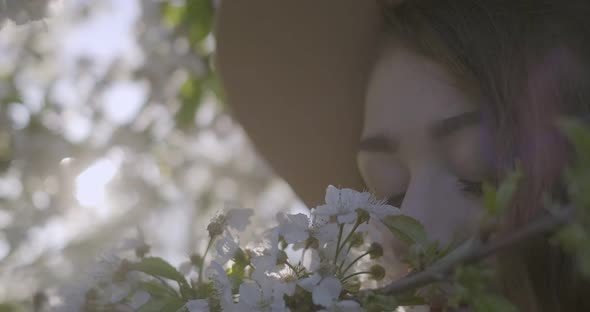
[0,0,53,26]
[0,0,301,310]
[554,119,590,278]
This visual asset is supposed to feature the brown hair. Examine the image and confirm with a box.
[383,0,590,311]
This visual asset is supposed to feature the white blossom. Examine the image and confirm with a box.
[267,267,298,297]
[312,276,342,308]
[298,273,322,292]
[236,279,289,312]
[207,261,234,311]
[249,229,281,282]
[52,252,136,311]
[277,213,310,244]
[277,212,339,249]
[215,232,240,264]
[130,290,151,309]
[207,206,253,237]
[313,186,370,224]
[53,185,402,312]
[361,196,401,221]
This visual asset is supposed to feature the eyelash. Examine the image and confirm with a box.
[386,193,405,207]
[386,179,483,207]
[457,179,483,197]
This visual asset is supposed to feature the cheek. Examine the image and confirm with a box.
[357,153,408,198]
[445,126,488,180]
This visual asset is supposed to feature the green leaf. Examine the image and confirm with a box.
[140,280,179,298]
[554,224,590,278]
[382,215,427,245]
[129,257,189,287]
[228,248,248,294]
[558,117,590,167]
[185,0,214,44]
[161,3,185,28]
[451,265,516,312]
[0,303,24,312]
[579,244,590,278]
[135,297,186,312]
[395,294,426,306]
[473,294,518,312]
[483,169,521,217]
[421,241,447,267]
[161,0,214,45]
[205,74,226,104]
[175,77,203,129]
[495,170,522,211]
[363,293,399,312]
[482,182,497,215]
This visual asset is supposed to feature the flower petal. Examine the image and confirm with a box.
[312,277,341,307]
[337,212,357,224]
[298,273,321,292]
[227,208,253,231]
[239,282,261,307]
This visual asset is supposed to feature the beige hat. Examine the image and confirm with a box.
[215,0,384,207]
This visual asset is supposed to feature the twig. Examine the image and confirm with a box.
[363,206,574,297]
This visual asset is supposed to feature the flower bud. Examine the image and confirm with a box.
[356,209,370,223]
[304,237,319,250]
[343,279,361,293]
[368,242,384,259]
[207,221,224,238]
[135,243,151,258]
[369,264,386,281]
[349,232,365,248]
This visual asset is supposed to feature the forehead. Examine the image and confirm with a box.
[363,46,476,137]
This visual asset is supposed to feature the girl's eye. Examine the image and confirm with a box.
[387,192,406,208]
[457,179,483,196]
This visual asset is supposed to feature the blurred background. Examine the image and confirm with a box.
[0,0,306,309]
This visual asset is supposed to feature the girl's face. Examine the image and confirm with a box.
[358,45,487,249]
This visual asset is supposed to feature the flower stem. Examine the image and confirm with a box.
[341,271,371,283]
[285,261,300,277]
[334,224,345,265]
[198,236,214,284]
[335,221,362,264]
[337,242,356,271]
[339,250,371,277]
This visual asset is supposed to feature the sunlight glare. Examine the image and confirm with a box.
[75,158,117,209]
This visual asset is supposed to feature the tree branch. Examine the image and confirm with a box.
[363,206,574,297]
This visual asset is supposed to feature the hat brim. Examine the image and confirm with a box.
[215,0,383,207]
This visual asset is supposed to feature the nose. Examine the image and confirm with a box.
[370,166,468,277]
[394,167,460,250]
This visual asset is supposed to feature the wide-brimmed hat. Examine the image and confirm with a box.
[215,0,384,207]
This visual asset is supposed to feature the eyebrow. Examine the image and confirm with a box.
[358,110,481,153]
[358,133,398,153]
[431,110,481,139]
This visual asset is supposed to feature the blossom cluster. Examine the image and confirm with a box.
[52,186,404,312]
